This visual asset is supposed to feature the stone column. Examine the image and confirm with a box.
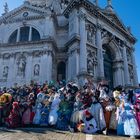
[75,49,79,75]
[29,26,32,41]
[94,63,97,80]
[69,9,79,37]
[67,52,72,81]
[96,24,104,79]
[113,62,123,87]
[0,55,3,80]
[131,48,139,86]
[66,59,68,81]
[16,27,20,42]
[8,53,15,87]
[113,67,119,87]
[79,11,87,73]
[25,53,32,84]
[70,49,79,80]
[118,65,125,86]
[47,51,53,82]
[41,51,48,83]
[122,43,130,85]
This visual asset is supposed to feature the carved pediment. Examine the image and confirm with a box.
[0,3,49,24]
[101,11,128,33]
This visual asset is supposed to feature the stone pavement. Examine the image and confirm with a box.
[0,128,138,140]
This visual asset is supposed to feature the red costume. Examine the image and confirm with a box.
[6,102,21,128]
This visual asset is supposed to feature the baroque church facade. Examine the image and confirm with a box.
[0,0,138,88]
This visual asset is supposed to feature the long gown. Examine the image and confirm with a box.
[117,95,140,136]
[22,107,31,125]
[90,102,106,131]
[98,89,114,131]
[48,94,61,125]
[6,102,21,128]
[33,103,42,125]
[56,100,71,130]
[134,94,140,131]
[40,105,50,126]
[6,108,21,128]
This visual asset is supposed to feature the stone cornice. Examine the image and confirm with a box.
[3,15,45,24]
[86,42,97,49]
[0,38,57,51]
[128,63,134,67]
[57,47,68,53]
[0,39,47,47]
[113,59,124,63]
[64,34,80,48]
[63,0,136,44]
[0,49,55,59]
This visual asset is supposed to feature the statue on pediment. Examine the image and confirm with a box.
[26,0,71,13]
[49,0,69,13]
[3,2,9,14]
[27,0,46,6]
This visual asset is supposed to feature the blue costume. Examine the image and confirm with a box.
[40,105,50,126]
[117,94,140,137]
[56,100,72,130]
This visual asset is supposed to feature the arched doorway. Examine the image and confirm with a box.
[57,61,66,81]
[103,45,114,89]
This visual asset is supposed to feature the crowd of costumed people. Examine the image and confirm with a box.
[0,79,140,138]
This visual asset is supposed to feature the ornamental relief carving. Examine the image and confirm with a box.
[3,53,11,59]
[34,64,40,76]
[87,49,97,76]
[101,30,109,39]
[3,66,9,79]
[129,66,133,83]
[86,23,96,45]
[126,50,132,63]
[78,10,87,20]
[101,30,115,43]
[16,56,26,77]
[96,23,102,31]
[33,50,43,57]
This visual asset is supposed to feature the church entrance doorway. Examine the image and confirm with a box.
[103,45,114,89]
[57,61,66,81]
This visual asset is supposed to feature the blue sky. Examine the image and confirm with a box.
[0,0,140,82]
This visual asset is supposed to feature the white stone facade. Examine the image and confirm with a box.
[0,0,138,88]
